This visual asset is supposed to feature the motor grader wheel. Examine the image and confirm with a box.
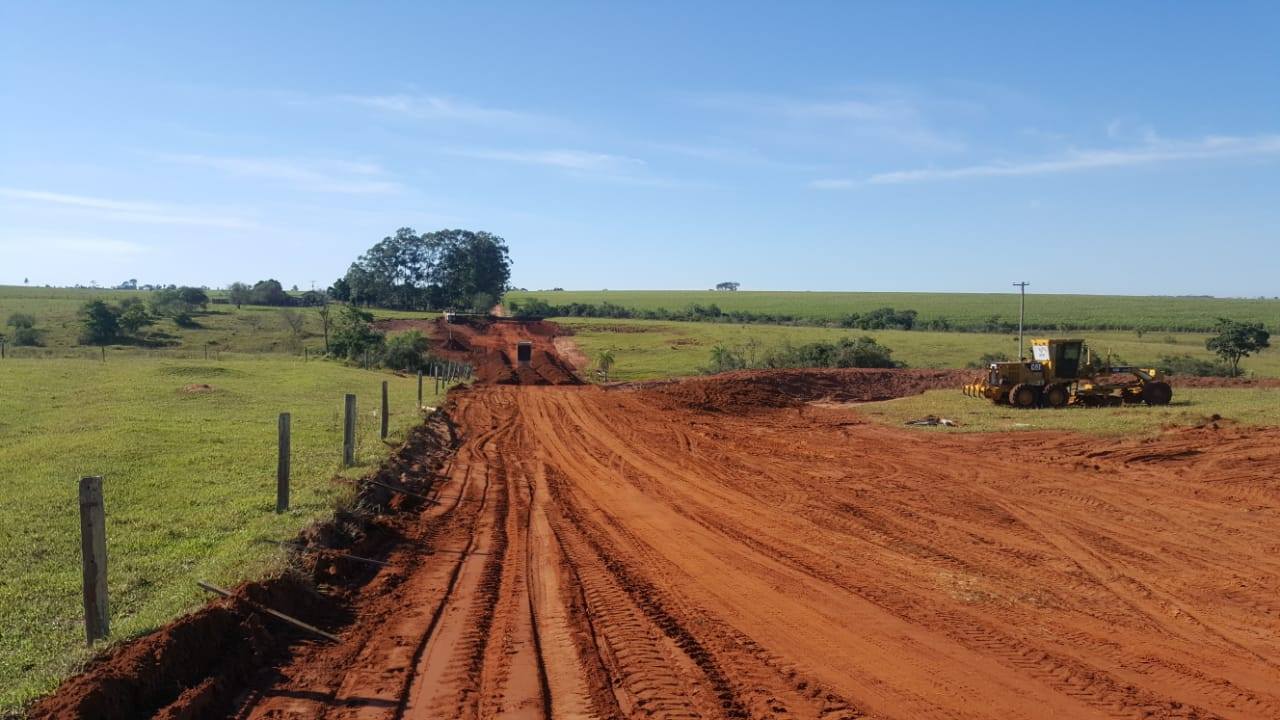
[1009,383,1040,409]
[1142,381,1173,406]
[1043,383,1069,408]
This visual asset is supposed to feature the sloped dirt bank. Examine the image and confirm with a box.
[27,412,457,720]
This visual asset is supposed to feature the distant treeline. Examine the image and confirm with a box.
[507,297,1249,333]
[511,298,1032,332]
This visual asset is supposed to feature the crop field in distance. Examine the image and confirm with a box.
[507,289,1280,332]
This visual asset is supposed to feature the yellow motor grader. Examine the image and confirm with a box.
[963,338,1173,408]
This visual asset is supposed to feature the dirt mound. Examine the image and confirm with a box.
[637,367,969,413]
[370,318,436,334]
[1169,375,1280,388]
[430,316,582,386]
[180,383,215,394]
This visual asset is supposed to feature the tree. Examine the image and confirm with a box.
[596,348,616,382]
[329,305,384,361]
[7,313,35,329]
[280,308,306,350]
[79,301,120,345]
[329,277,351,302]
[178,286,209,310]
[340,228,512,310]
[1205,318,1270,376]
[316,299,333,352]
[6,313,40,346]
[228,281,252,308]
[382,331,431,371]
[151,287,208,321]
[715,281,740,291]
[117,303,154,335]
[250,279,289,306]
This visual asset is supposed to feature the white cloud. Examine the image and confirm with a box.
[865,134,1280,184]
[693,91,967,154]
[338,93,544,128]
[0,187,256,228]
[161,154,400,194]
[448,147,646,172]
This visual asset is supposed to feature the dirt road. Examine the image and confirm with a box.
[227,370,1280,719]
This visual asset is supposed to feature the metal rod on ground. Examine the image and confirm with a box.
[366,479,438,503]
[264,539,389,567]
[79,476,109,644]
[276,412,291,513]
[342,394,356,467]
[380,381,389,439]
[196,581,340,642]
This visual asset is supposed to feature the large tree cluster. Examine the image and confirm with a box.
[331,228,511,311]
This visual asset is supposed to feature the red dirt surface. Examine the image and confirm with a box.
[32,330,1280,719]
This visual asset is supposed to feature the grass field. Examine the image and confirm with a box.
[559,318,1280,381]
[507,289,1280,332]
[854,388,1280,434]
[0,285,433,356]
[0,357,455,713]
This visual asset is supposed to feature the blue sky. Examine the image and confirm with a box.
[2,2,1277,296]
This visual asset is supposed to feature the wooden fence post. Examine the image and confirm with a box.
[79,476,109,644]
[276,413,291,513]
[380,381,389,439]
[101,346,106,363]
[417,370,423,407]
[304,347,309,363]
[343,394,356,466]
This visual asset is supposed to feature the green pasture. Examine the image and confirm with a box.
[558,318,1280,381]
[0,357,456,713]
[507,289,1280,332]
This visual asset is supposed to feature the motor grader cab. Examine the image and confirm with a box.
[963,338,1172,408]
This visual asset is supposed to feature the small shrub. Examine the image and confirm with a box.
[6,313,35,329]
[1156,354,1234,377]
[382,331,431,372]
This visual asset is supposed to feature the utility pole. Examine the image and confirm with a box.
[1012,281,1030,359]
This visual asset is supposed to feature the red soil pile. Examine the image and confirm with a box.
[637,367,970,412]
[428,316,581,386]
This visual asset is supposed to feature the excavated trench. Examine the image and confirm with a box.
[30,320,1280,719]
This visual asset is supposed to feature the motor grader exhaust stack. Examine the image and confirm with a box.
[964,338,1172,408]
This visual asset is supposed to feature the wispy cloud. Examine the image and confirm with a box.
[863,134,1280,184]
[693,91,967,154]
[161,154,400,194]
[447,147,645,172]
[338,93,545,128]
[0,187,256,228]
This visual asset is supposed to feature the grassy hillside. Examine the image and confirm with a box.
[559,318,1280,381]
[0,357,455,713]
[0,285,432,356]
[506,289,1280,332]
